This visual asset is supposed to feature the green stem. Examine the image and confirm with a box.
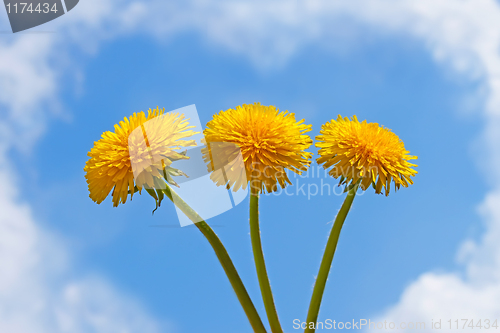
[162,186,267,333]
[250,187,283,333]
[305,184,358,333]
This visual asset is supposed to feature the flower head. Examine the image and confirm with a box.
[203,103,313,193]
[84,107,198,206]
[316,115,417,195]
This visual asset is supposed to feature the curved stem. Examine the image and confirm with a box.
[162,186,267,333]
[305,184,358,333]
[250,186,283,333]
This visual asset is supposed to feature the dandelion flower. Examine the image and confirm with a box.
[84,107,198,207]
[204,103,313,193]
[316,115,417,196]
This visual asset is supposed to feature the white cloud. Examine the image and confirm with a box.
[0,2,170,332]
[0,159,164,333]
[0,35,57,151]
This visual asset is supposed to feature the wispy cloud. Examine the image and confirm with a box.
[0,1,170,332]
[0,157,166,332]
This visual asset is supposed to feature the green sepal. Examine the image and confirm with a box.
[345,179,362,193]
[145,188,158,200]
[161,162,189,188]
[145,188,160,214]
[153,177,166,208]
[127,185,140,195]
[168,150,188,161]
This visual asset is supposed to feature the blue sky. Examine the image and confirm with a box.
[2,1,500,333]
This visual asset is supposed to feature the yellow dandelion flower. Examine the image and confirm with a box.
[84,107,198,207]
[203,103,313,193]
[316,115,417,196]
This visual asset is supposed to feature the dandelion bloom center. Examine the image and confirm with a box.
[204,103,313,193]
[316,115,417,195]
